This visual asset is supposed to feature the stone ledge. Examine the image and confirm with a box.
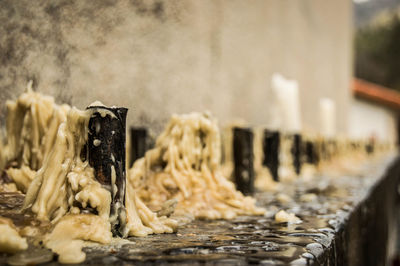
[0,156,398,265]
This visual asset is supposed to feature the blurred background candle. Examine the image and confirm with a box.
[319,98,336,138]
[271,73,302,134]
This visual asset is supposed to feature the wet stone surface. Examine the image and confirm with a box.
[0,156,398,265]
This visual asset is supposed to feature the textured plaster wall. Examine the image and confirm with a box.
[0,0,353,134]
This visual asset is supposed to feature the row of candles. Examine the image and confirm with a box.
[271,73,336,137]
[128,73,393,195]
[128,125,388,195]
[232,128,386,194]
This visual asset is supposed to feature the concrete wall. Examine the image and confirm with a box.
[348,98,398,143]
[0,0,353,134]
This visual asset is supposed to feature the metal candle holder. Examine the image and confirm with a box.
[87,106,128,237]
[233,127,254,195]
[291,133,302,175]
[262,130,280,181]
[129,127,148,167]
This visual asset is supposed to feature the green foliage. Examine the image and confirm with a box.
[355,13,400,90]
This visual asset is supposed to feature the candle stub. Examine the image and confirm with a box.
[271,73,302,133]
[319,98,336,138]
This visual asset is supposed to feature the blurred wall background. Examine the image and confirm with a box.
[349,98,398,142]
[0,0,353,134]
[351,0,400,143]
